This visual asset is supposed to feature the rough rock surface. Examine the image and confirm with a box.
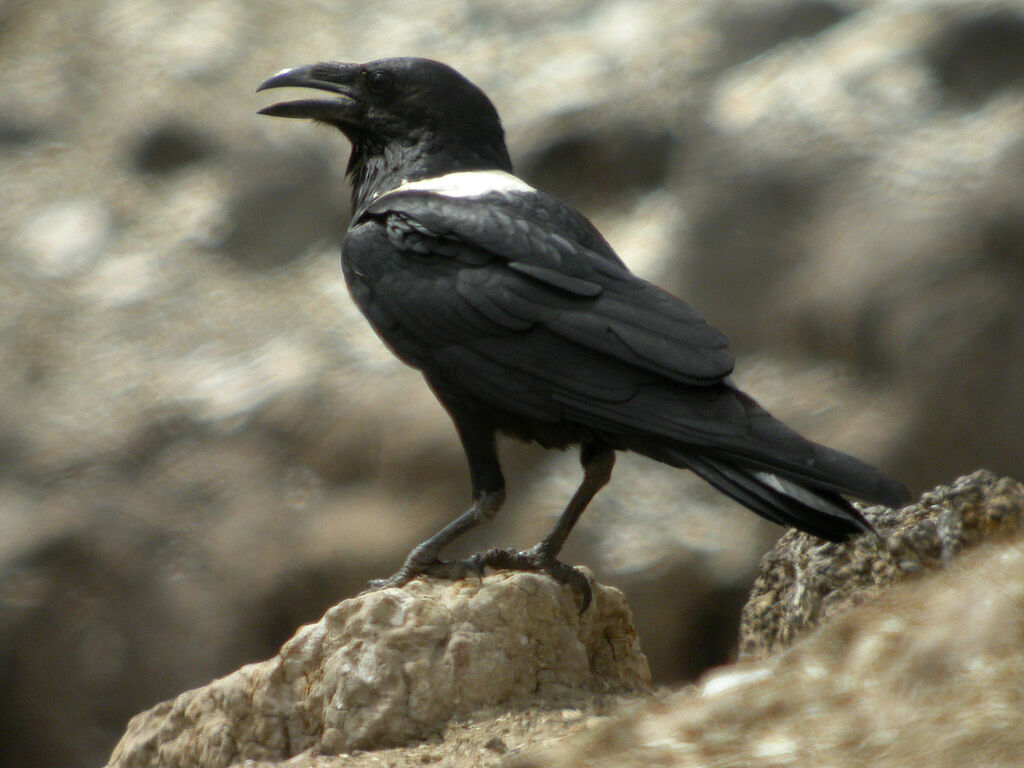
[106,571,649,768]
[517,535,1024,768]
[104,474,1024,768]
[739,470,1024,658]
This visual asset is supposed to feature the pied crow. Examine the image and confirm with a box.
[258,57,909,609]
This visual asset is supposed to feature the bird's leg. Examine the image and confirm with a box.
[530,444,616,560]
[365,411,505,592]
[473,443,615,611]
[365,488,505,591]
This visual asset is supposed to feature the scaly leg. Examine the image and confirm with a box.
[473,443,616,611]
[366,488,505,589]
[366,408,505,591]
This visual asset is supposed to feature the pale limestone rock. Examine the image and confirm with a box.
[106,571,649,767]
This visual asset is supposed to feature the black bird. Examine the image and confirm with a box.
[257,57,909,608]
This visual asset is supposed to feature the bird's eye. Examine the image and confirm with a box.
[366,70,394,95]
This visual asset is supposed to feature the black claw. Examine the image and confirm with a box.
[363,573,411,593]
[423,557,486,581]
[363,556,487,596]
[470,547,522,571]
[468,547,592,612]
[537,558,591,613]
[364,548,592,612]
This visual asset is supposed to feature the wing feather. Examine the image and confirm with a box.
[348,188,737,435]
[342,186,908,512]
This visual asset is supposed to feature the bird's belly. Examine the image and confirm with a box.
[473,398,608,451]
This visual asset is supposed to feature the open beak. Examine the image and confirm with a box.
[257,63,361,122]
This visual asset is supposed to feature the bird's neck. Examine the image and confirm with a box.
[346,131,513,217]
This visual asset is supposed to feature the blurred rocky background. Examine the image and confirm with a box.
[1,1,1022,766]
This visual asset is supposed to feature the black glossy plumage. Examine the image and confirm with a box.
[258,57,910,596]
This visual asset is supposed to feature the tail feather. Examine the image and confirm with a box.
[572,376,910,541]
[605,383,910,512]
[633,388,909,540]
[721,390,910,508]
[682,453,872,541]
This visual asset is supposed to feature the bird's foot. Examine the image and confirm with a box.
[363,556,484,594]
[362,545,592,613]
[469,545,592,613]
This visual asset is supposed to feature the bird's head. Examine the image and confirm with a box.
[258,57,513,207]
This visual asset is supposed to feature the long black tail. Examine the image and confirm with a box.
[650,391,911,542]
[681,452,875,541]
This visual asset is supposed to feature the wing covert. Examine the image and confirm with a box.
[348,187,735,414]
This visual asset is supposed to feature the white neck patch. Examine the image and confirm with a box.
[387,170,535,199]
